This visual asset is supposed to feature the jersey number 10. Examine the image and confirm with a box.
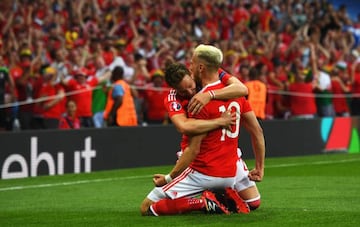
[219,101,241,141]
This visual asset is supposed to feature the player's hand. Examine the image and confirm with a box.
[153,174,167,187]
[188,92,211,115]
[248,168,263,182]
[220,110,236,130]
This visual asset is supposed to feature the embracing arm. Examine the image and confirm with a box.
[171,111,234,136]
[168,133,204,178]
[188,76,248,114]
[241,111,265,182]
[213,76,248,99]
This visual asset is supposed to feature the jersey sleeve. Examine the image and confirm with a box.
[218,68,231,84]
[164,89,187,118]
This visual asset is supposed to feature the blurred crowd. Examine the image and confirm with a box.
[0,0,360,131]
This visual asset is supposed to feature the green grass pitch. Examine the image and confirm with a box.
[1,153,360,227]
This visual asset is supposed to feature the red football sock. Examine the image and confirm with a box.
[248,199,261,210]
[151,197,205,215]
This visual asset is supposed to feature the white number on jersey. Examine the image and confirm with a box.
[219,101,241,141]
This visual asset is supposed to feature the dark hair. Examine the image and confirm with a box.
[134,52,144,62]
[111,66,124,82]
[164,63,190,88]
[239,64,250,71]
[249,67,259,80]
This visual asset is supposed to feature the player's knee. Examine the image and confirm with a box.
[247,199,261,211]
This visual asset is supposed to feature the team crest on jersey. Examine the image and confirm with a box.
[169,101,182,112]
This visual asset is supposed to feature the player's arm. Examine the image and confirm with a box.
[153,133,205,187]
[171,111,235,136]
[168,133,204,178]
[188,76,248,115]
[241,111,265,182]
[214,75,249,99]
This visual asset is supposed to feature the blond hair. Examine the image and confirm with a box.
[193,44,223,70]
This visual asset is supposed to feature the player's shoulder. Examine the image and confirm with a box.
[204,80,224,91]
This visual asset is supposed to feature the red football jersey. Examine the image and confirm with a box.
[143,84,169,121]
[189,81,252,177]
[288,82,317,116]
[66,77,98,117]
[33,82,65,119]
[331,79,350,114]
[164,69,232,152]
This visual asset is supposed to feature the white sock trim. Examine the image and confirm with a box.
[244,195,261,203]
[149,205,159,216]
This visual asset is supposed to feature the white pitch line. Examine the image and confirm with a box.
[0,175,152,192]
[265,157,360,168]
[1,158,359,192]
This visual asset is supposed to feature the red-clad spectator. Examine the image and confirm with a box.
[217,6,233,40]
[272,86,291,120]
[32,67,65,129]
[266,61,289,119]
[287,67,318,119]
[265,83,277,120]
[268,61,288,89]
[61,66,110,127]
[250,1,262,15]
[59,99,81,129]
[330,67,351,116]
[258,3,273,33]
[279,23,295,48]
[233,2,250,25]
[143,69,169,125]
[13,50,38,130]
[128,52,150,125]
[101,38,115,66]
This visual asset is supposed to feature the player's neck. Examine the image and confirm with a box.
[201,72,218,87]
